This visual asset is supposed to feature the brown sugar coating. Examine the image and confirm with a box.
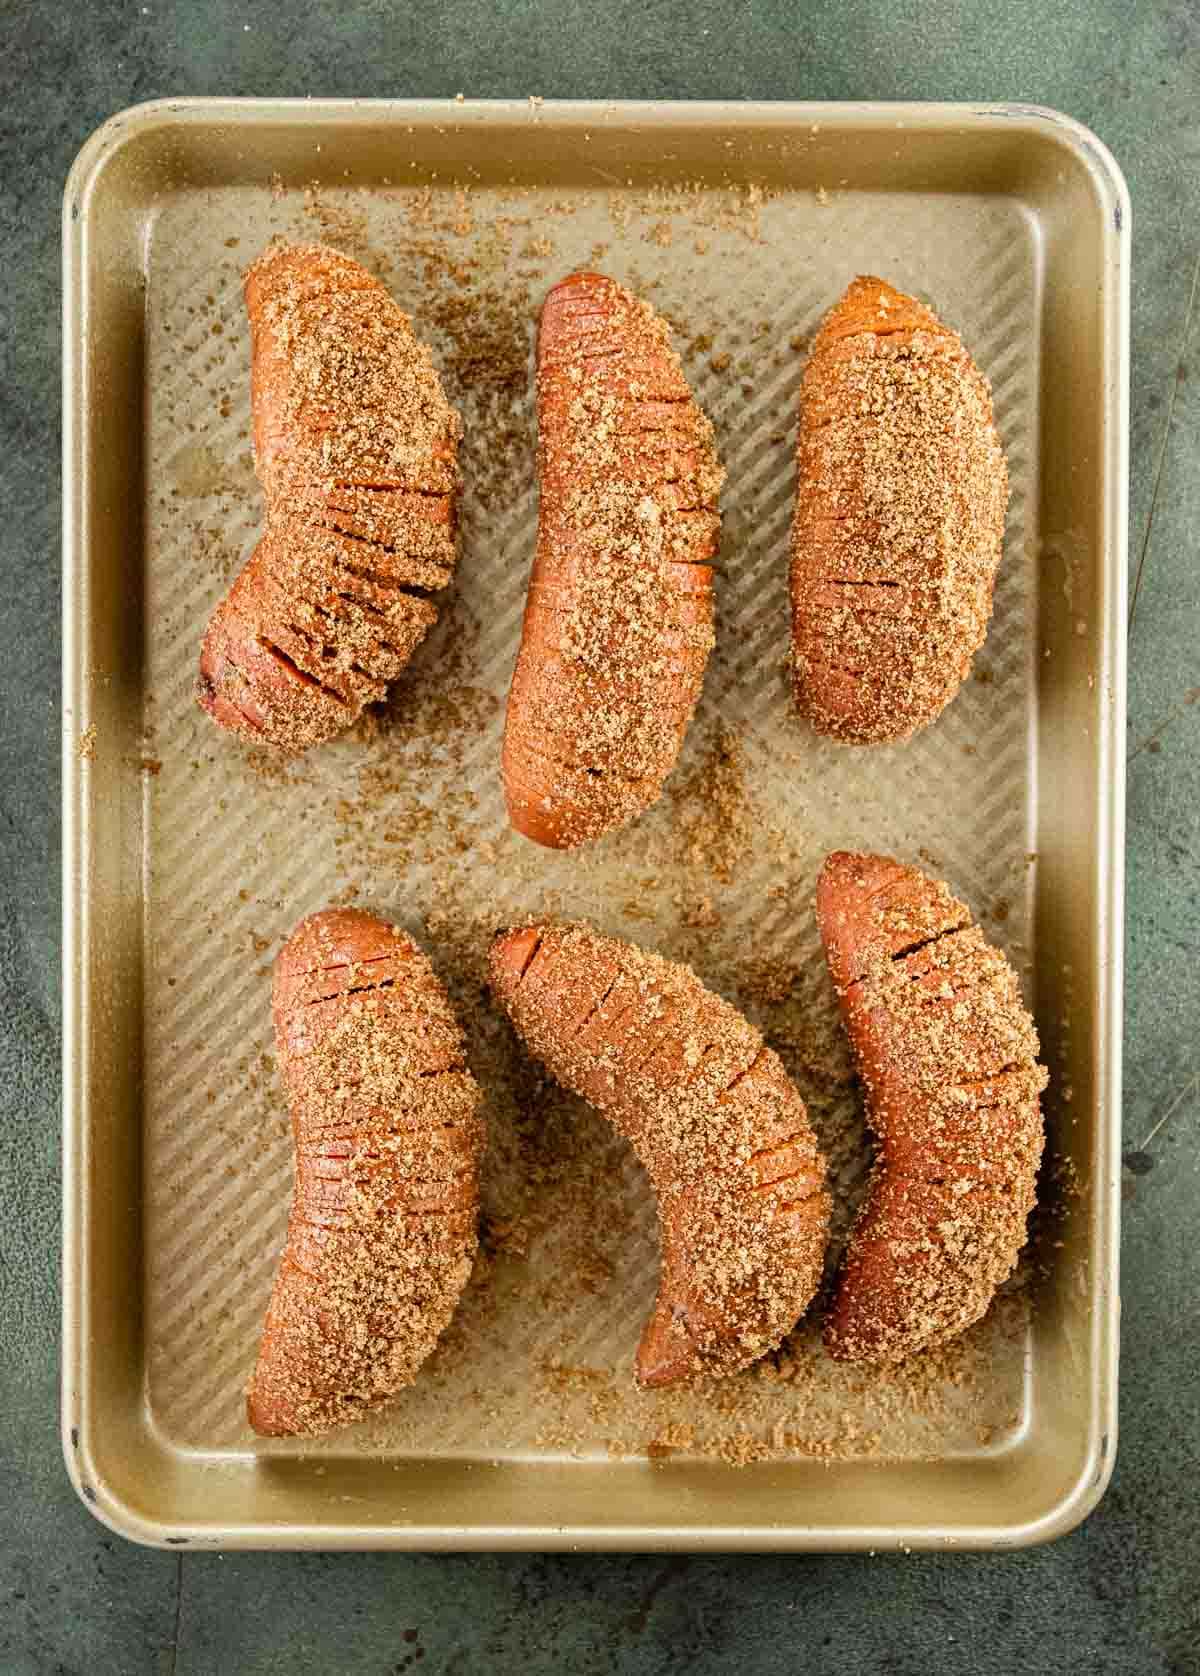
[502,272,723,849]
[816,852,1046,1363]
[489,922,829,1386]
[247,908,484,1437]
[790,276,1008,744]
[199,243,462,752]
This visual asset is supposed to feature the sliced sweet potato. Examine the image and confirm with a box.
[199,243,462,753]
[247,908,484,1437]
[791,277,1008,744]
[489,922,829,1386]
[816,852,1046,1362]
[501,273,723,849]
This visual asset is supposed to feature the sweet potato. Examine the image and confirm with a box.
[815,852,1046,1362]
[247,908,484,1437]
[790,277,1008,743]
[501,272,723,849]
[198,243,462,753]
[489,922,829,1386]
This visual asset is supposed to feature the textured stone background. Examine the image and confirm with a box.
[3,2,1197,1671]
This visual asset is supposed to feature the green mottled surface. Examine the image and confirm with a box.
[2,2,1197,1671]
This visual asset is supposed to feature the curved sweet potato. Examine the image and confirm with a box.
[199,243,462,753]
[489,922,829,1386]
[791,277,1008,744]
[247,908,484,1437]
[816,852,1046,1362]
[501,272,723,849]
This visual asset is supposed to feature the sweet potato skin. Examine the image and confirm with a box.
[247,908,484,1437]
[816,852,1046,1363]
[501,273,723,849]
[489,922,829,1386]
[198,243,461,753]
[790,276,1008,744]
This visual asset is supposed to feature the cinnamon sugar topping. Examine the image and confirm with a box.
[502,273,723,848]
[791,276,1008,743]
[198,243,463,754]
[490,921,830,1384]
[817,853,1046,1363]
[246,908,484,1437]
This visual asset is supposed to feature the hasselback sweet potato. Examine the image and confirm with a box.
[502,272,723,848]
[199,243,462,752]
[247,908,484,1437]
[489,922,829,1386]
[815,852,1046,1362]
[790,277,1008,744]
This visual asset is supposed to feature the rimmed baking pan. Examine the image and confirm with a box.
[63,98,1127,1550]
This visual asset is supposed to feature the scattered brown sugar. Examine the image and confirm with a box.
[668,724,753,885]
[645,1420,696,1458]
[301,186,371,259]
[714,1432,773,1466]
[421,269,531,482]
[592,1294,1030,1467]
[77,724,96,760]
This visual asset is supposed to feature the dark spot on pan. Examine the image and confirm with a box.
[81,1484,97,1502]
[70,1427,79,1449]
[1113,201,1123,232]
[165,1535,189,1545]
